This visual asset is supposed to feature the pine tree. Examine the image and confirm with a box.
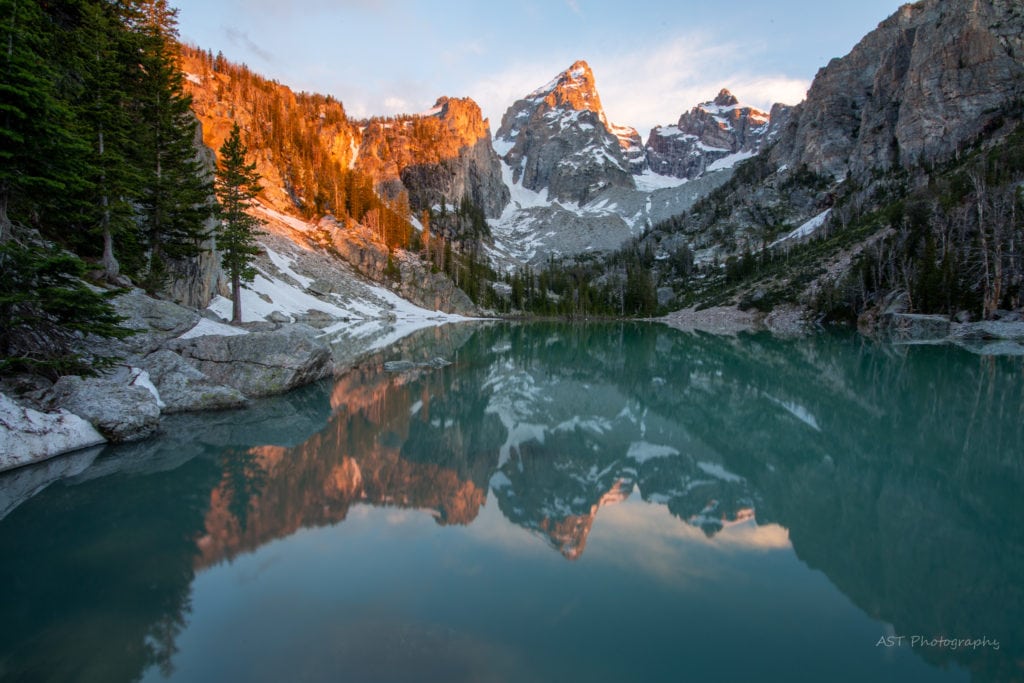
[74,0,144,281]
[132,0,213,292]
[0,240,132,377]
[215,123,263,324]
[0,0,89,241]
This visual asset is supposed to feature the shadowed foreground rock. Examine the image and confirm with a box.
[0,394,106,472]
[46,369,163,443]
[168,324,333,398]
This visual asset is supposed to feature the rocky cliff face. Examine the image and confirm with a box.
[181,49,508,219]
[494,60,636,204]
[610,124,647,174]
[162,118,227,309]
[356,97,509,217]
[180,48,484,315]
[181,49,359,213]
[317,216,477,315]
[645,89,773,179]
[770,0,1024,178]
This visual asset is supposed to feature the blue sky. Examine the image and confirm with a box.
[173,0,905,137]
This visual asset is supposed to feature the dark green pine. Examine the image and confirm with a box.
[68,0,148,281]
[0,0,90,241]
[130,0,214,293]
[215,123,264,324]
[0,241,132,378]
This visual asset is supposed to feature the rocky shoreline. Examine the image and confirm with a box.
[660,304,810,337]
[868,312,1024,355]
[660,305,1024,355]
[6,297,1024,473]
[0,288,412,472]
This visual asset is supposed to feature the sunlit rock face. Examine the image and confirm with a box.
[360,97,510,217]
[494,60,637,204]
[182,48,508,219]
[645,89,774,180]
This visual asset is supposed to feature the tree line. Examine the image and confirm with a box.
[1,0,264,375]
[811,126,1024,322]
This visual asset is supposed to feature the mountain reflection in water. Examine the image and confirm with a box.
[0,322,1021,683]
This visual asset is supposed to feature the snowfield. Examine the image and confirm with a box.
[200,204,476,350]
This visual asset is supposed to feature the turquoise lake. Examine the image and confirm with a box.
[1,322,1021,682]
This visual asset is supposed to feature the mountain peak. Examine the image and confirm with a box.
[646,88,775,180]
[527,60,605,123]
[530,60,594,95]
[494,59,636,204]
[713,89,739,107]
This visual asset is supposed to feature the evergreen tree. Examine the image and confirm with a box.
[74,0,144,280]
[215,123,263,324]
[0,0,133,378]
[132,0,213,292]
[0,0,88,241]
[0,240,132,377]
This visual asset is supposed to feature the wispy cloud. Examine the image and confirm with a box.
[467,58,575,128]
[467,33,809,138]
[594,34,810,136]
[566,0,583,16]
[222,26,274,63]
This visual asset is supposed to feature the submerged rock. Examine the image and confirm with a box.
[383,358,452,372]
[951,320,1024,341]
[169,324,333,398]
[0,393,107,471]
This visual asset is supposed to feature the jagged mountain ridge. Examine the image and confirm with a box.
[354,97,510,218]
[646,89,788,179]
[638,0,1024,321]
[492,61,789,203]
[178,47,485,316]
[485,61,791,266]
[182,47,793,273]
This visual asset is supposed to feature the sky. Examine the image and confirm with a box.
[172,0,906,138]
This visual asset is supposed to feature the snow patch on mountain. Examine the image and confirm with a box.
[706,150,757,173]
[696,461,744,483]
[770,209,832,248]
[199,206,475,356]
[634,170,689,192]
[627,441,680,463]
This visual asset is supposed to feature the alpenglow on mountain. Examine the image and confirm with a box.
[494,60,638,205]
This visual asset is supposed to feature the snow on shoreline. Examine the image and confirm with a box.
[203,204,482,343]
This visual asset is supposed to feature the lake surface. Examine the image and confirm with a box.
[1,322,1021,683]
